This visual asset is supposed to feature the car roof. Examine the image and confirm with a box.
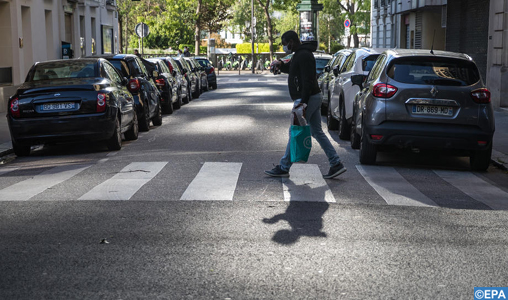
[313,52,332,59]
[384,49,473,61]
[90,54,138,60]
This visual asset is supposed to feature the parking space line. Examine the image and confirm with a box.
[78,162,167,200]
[282,164,336,203]
[180,162,242,201]
[434,170,508,210]
[0,164,92,201]
[357,165,438,207]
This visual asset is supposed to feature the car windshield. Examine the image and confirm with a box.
[315,58,330,69]
[363,55,380,72]
[30,61,97,81]
[196,59,209,67]
[387,57,481,86]
[109,59,131,77]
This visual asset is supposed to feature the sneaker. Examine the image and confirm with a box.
[264,165,289,177]
[323,162,347,179]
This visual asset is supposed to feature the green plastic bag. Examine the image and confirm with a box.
[290,125,312,163]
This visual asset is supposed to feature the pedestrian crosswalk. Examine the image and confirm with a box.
[0,161,507,210]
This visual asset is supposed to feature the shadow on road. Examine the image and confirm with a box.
[263,180,330,245]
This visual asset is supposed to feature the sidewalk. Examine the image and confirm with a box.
[0,99,507,170]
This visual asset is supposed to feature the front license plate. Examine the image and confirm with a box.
[412,105,453,116]
[41,102,76,111]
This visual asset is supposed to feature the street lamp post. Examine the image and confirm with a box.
[296,0,323,47]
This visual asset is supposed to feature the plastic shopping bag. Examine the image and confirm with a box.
[290,125,312,163]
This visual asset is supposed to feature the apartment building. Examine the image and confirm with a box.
[0,0,119,113]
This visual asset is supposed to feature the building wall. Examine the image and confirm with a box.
[446,0,490,83]
[0,0,119,113]
[487,0,508,108]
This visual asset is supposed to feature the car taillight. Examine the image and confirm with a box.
[471,88,490,104]
[372,83,398,98]
[155,78,165,87]
[209,67,214,74]
[128,79,141,93]
[97,93,107,112]
[9,97,20,118]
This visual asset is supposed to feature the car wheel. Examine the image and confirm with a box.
[211,82,217,90]
[174,88,182,109]
[350,107,361,149]
[12,139,31,157]
[138,104,150,132]
[163,92,174,114]
[192,82,200,98]
[107,117,122,151]
[152,101,163,126]
[327,101,339,130]
[124,111,139,141]
[203,79,209,91]
[183,86,191,104]
[470,144,492,171]
[359,124,377,165]
[338,101,350,140]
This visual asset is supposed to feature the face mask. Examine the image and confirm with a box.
[283,43,291,54]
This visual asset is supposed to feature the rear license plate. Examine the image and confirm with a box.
[41,102,76,111]
[412,105,453,116]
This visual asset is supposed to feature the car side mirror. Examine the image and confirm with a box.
[351,74,367,89]
[172,70,177,77]
[152,70,159,78]
[122,77,129,86]
[333,67,339,76]
[324,66,330,73]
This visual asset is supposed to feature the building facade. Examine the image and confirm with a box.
[0,0,119,113]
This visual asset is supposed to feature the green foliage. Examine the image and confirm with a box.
[330,42,345,54]
[178,44,207,54]
[236,43,281,53]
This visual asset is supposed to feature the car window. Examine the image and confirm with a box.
[341,53,355,73]
[386,57,480,86]
[135,57,149,76]
[103,62,123,84]
[315,58,330,70]
[331,55,342,67]
[31,61,97,81]
[362,54,380,72]
[160,61,170,73]
[366,54,387,82]
[109,60,131,77]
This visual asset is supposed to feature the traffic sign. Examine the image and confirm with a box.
[344,19,351,28]
[135,23,149,38]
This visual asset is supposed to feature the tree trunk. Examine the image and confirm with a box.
[195,0,203,56]
[257,0,273,62]
[353,33,360,48]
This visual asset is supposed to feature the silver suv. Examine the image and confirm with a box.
[350,49,495,171]
[327,48,380,139]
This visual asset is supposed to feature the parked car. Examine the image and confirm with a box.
[313,52,332,78]
[195,57,217,90]
[7,58,138,156]
[349,49,495,171]
[153,56,187,108]
[94,54,162,132]
[318,49,353,115]
[173,56,199,100]
[327,48,381,139]
[185,57,208,93]
[147,58,180,114]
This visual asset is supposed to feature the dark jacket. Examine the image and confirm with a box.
[280,41,321,104]
[183,49,191,57]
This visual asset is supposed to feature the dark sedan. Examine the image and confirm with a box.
[7,58,138,156]
[195,57,217,90]
[147,58,180,114]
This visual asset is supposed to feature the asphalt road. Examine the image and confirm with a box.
[1,74,507,299]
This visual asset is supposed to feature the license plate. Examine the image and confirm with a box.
[412,105,453,116]
[41,102,76,111]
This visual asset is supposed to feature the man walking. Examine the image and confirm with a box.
[264,30,346,179]
[183,46,191,57]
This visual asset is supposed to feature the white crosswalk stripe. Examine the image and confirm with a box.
[1,160,507,210]
[0,164,92,201]
[434,170,508,210]
[181,162,242,201]
[78,162,167,200]
[357,165,438,207]
[282,164,336,203]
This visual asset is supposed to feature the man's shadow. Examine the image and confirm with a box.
[263,179,330,245]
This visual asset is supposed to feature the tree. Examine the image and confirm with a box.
[336,0,371,48]
[194,0,235,55]
[319,0,345,52]
[256,0,276,61]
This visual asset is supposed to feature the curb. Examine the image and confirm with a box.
[0,148,13,157]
